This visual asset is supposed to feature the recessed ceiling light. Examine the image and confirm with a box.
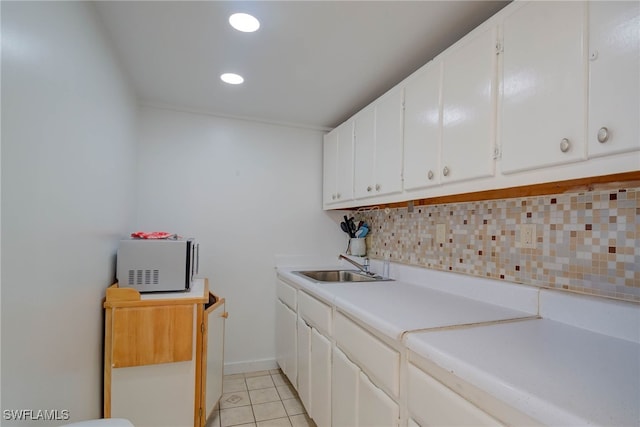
[220,73,244,85]
[229,13,260,33]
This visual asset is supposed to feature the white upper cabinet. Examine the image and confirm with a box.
[354,105,376,199]
[374,86,405,196]
[336,121,355,202]
[500,1,587,174]
[323,0,636,210]
[403,60,443,191]
[441,25,498,184]
[354,86,404,199]
[588,1,640,157]
[323,120,354,207]
[322,129,338,205]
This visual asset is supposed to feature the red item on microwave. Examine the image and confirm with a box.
[130,231,175,239]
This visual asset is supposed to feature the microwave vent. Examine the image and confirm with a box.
[127,269,160,286]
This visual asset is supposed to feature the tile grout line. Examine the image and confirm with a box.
[220,369,310,427]
[246,375,258,427]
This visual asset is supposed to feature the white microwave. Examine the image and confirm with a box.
[116,237,199,292]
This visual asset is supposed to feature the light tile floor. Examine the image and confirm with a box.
[206,369,317,427]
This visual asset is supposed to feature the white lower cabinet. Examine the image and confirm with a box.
[297,314,332,426]
[358,371,400,427]
[407,363,503,427]
[332,347,359,427]
[332,346,399,427]
[275,277,514,427]
[333,312,400,397]
[297,290,333,426]
[275,300,297,385]
[297,317,312,413]
[310,328,332,427]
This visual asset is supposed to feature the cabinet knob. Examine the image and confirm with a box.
[442,166,450,177]
[221,311,229,319]
[332,194,336,200]
[597,127,609,144]
[336,193,341,199]
[560,138,571,153]
[375,184,381,191]
[367,186,372,192]
[427,170,434,180]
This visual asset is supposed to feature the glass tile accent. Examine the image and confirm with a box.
[357,186,640,302]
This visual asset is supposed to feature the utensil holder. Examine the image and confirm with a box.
[349,238,366,256]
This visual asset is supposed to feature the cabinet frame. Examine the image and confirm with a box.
[103,279,226,427]
[196,292,226,427]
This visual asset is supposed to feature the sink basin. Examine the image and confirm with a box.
[293,270,392,283]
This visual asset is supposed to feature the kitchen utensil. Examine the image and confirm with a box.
[355,225,368,238]
[340,222,352,236]
[343,215,355,237]
[348,217,357,235]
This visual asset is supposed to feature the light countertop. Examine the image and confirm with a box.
[275,257,640,426]
[405,318,640,426]
[277,267,538,340]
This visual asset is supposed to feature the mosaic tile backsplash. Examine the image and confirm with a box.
[357,186,640,302]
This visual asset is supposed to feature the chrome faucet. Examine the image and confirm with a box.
[338,254,371,274]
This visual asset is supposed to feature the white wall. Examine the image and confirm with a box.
[1,2,138,425]
[136,106,344,373]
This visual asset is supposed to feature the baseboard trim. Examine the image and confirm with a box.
[224,358,279,375]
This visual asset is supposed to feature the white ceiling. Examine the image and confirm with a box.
[94,1,509,130]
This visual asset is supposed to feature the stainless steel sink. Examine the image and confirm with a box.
[293,270,392,283]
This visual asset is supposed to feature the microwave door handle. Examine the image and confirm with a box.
[195,243,199,275]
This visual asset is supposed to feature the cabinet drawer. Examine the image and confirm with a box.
[334,312,400,396]
[408,363,503,426]
[277,279,297,310]
[297,291,332,336]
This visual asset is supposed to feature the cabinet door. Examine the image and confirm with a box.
[322,129,338,205]
[310,329,332,427]
[336,120,355,202]
[374,86,404,196]
[354,105,376,199]
[440,25,497,184]
[501,1,587,174]
[275,300,297,385]
[296,317,312,414]
[588,1,640,157]
[332,347,359,427]
[358,371,399,427]
[403,60,442,191]
[203,298,225,424]
[408,364,503,427]
[334,312,400,397]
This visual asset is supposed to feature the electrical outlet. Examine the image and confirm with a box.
[436,223,446,244]
[520,224,536,248]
